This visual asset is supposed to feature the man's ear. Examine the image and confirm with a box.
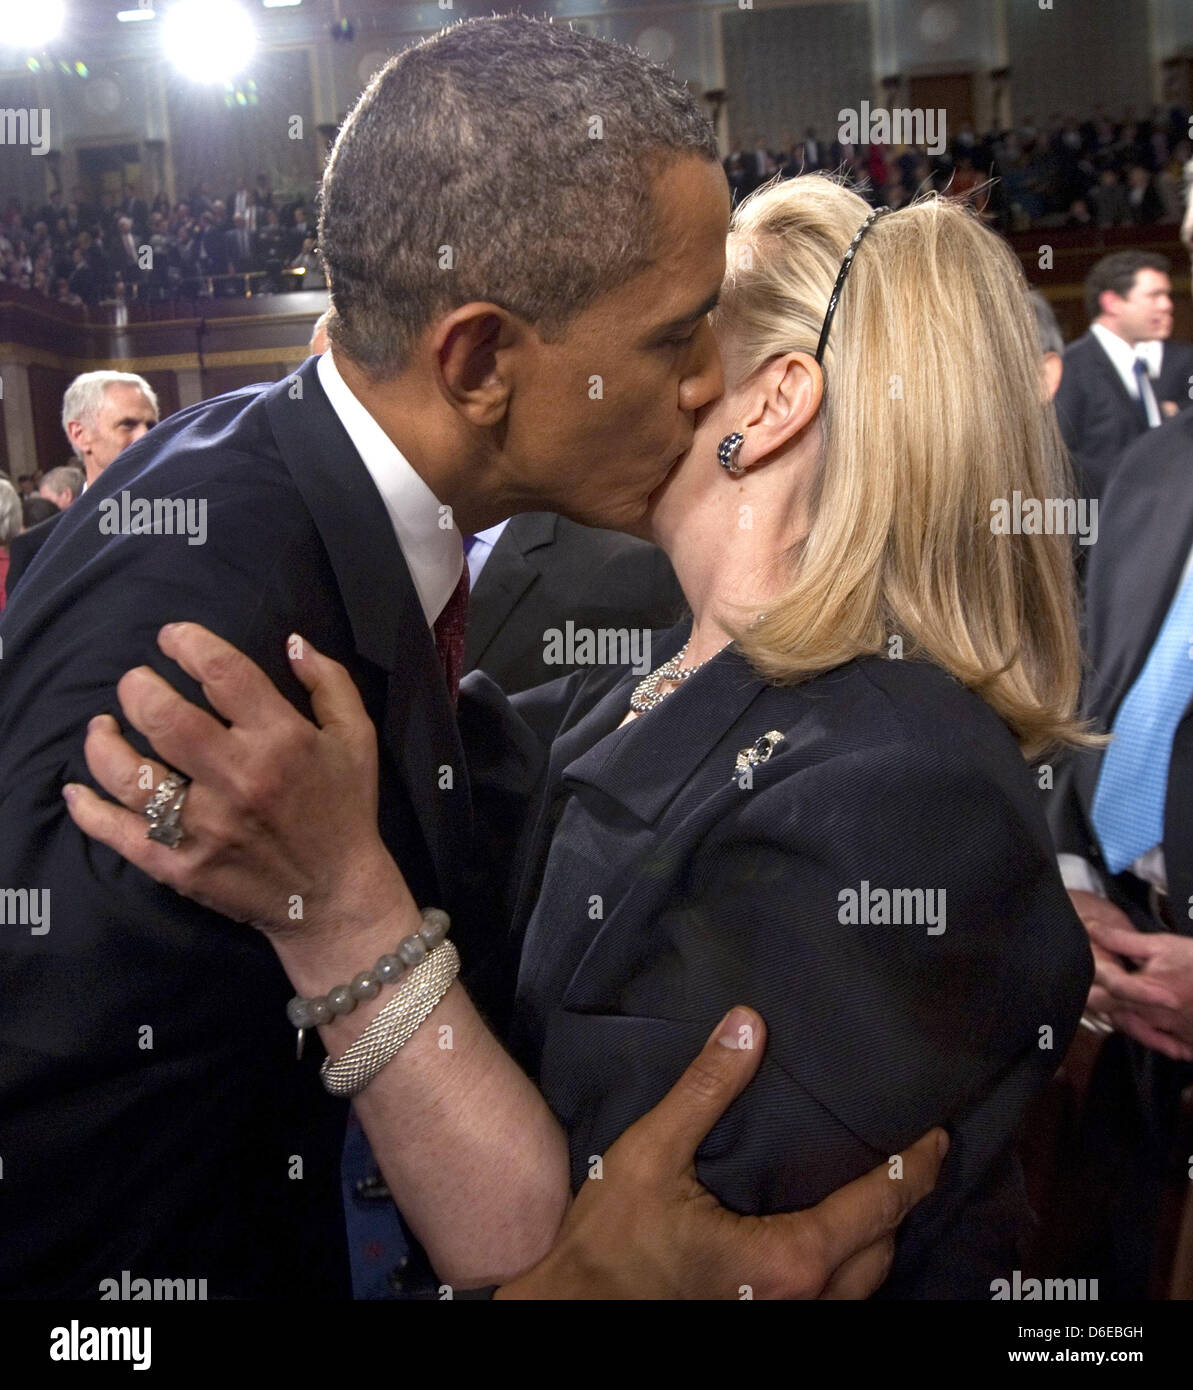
[65,421,86,456]
[738,351,823,468]
[1041,351,1063,401]
[431,302,520,428]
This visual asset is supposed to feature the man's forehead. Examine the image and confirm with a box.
[101,385,155,415]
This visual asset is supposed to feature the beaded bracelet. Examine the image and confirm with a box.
[286,906,450,1060]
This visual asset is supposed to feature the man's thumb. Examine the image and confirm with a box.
[618,1006,767,1177]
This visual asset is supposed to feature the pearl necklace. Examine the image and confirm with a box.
[629,640,717,713]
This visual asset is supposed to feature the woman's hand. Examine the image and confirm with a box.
[63,622,413,951]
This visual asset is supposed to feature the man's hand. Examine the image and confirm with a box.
[1068,891,1193,1062]
[1085,915,1193,1060]
[497,1007,948,1300]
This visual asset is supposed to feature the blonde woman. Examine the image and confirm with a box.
[70,176,1093,1297]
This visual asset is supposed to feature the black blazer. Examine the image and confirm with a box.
[460,631,1093,1298]
[1155,339,1193,409]
[464,513,686,694]
[1055,332,1147,500]
[1055,333,1193,500]
[5,510,61,600]
[1045,409,1193,930]
[0,358,476,1298]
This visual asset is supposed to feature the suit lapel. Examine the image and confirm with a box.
[463,514,557,667]
[263,359,470,898]
[1086,334,1138,417]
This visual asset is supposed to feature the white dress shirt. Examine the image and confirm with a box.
[1058,538,1193,900]
[1090,322,1163,428]
[465,519,510,588]
[316,350,462,627]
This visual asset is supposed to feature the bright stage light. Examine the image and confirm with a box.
[117,8,157,21]
[0,0,66,48]
[162,0,255,82]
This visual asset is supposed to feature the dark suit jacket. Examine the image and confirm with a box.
[464,513,685,695]
[1155,339,1193,411]
[5,510,62,600]
[460,632,1093,1298]
[0,357,478,1298]
[1045,409,1193,931]
[1056,333,1193,500]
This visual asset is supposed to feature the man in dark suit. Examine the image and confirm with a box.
[225,214,256,274]
[122,184,149,240]
[66,246,96,305]
[0,18,935,1301]
[1055,250,1193,500]
[5,371,158,601]
[1044,408,1193,1295]
[464,514,685,694]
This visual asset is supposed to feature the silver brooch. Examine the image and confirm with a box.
[732,730,785,779]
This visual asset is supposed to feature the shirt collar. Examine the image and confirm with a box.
[1091,321,1162,386]
[316,349,462,627]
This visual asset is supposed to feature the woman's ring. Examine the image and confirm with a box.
[143,772,190,849]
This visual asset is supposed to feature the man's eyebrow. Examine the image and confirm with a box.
[655,289,721,336]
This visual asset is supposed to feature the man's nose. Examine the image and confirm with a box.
[679,321,725,414]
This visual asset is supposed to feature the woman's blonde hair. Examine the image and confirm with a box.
[718,174,1093,760]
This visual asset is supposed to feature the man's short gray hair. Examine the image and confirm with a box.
[0,476,21,545]
[61,371,159,458]
[319,14,719,378]
[41,464,85,500]
[1029,291,1065,358]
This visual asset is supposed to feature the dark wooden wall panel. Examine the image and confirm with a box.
[26,364,73,475]
[140,371,181,423]
[200,363,291,400]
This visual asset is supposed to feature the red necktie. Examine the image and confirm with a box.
[432,563,470,706]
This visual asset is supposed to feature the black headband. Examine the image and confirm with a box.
[814,206,892,365]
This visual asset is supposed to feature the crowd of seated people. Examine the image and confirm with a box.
[727,102,1193,232]
[0,173,323,307]
[4,102,1188,314]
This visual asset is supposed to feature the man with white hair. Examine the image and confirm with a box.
[38,464,85,511]
[5,371,158,600]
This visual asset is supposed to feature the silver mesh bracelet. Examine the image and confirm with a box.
[319,940,461,1097]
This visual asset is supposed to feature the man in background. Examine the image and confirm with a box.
[1055,251,1193,501]
[1030,289,1065,399]
[1046,365,1193,1297]
[464,515,684,694]
[38,463,85,511]
[5,370,158,600]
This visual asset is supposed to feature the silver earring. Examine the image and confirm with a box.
[717,431,745,477]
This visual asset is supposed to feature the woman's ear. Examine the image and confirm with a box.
[431,302,519,428]
[737,352,823,468]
